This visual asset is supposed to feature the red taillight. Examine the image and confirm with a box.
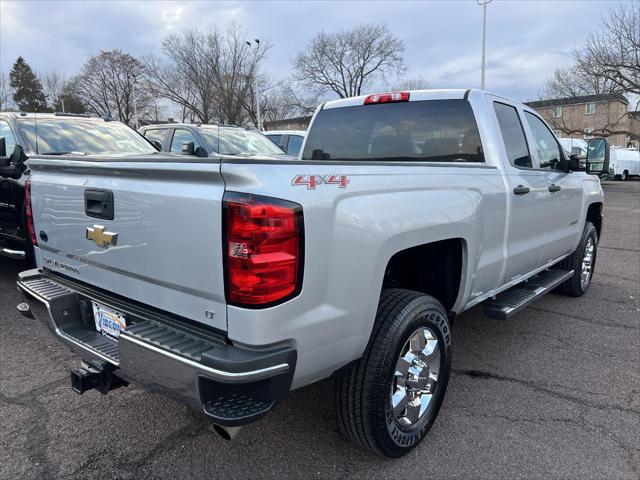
[24,178,37,246]
[364,91,410,105]
[224,192,303,307]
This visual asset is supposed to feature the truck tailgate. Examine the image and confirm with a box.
[28,157,227,331]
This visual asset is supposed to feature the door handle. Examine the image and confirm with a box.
[548,184,561,192]
[513,185,530,195]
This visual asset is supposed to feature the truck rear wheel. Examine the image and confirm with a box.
[335,289,452,457]
[557,221,598,297]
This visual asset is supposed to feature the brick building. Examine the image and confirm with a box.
[526,93,639,149]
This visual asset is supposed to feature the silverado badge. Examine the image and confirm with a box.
[86,225,118,248]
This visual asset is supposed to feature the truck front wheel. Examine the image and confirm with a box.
[557,221,598,297]
[335,289,452,457]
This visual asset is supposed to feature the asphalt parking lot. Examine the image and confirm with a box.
[0,181,638,480]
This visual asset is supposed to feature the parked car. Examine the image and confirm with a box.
[264,130,306,156]
[139,123,294,159]
[0,112,159,262]
[14,89,604,457]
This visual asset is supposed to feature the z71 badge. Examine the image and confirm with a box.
[292,174,350,190]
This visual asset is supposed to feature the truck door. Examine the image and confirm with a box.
[522,111,582,263]
[491,101,548,281]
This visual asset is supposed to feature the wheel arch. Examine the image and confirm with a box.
[381,238,466,313]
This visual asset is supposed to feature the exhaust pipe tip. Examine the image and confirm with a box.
[213,424,242,441]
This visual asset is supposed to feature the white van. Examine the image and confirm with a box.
[608,147,640,180]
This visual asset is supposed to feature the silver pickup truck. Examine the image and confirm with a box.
[15,89,604,457]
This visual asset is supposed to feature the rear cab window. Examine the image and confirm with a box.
[302,99,484,163]
[493,102,532,168]
[143,128,168,150]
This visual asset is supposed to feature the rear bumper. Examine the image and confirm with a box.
[17,269,296,426]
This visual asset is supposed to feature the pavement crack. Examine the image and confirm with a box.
[529,306,639,330]
[452,368,640,417]
[0,390,58,479]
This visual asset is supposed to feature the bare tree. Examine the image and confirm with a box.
[40,70,66,110]
[0,70,14,111]
[293,23,406,99]
[577,3,640,97]
[72,49,151,125]
[145,25,269,125]
[387,76,430,92]
[541,3,639,102]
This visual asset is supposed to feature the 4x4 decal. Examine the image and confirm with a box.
[292,174,350,190]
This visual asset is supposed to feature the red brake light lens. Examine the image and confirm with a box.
[224,192,303,307]
[364,91,410,105]
[24,178,37,246]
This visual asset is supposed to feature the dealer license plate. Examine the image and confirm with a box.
[92,302,127,340]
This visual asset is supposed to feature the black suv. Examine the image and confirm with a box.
[0,112,158,261]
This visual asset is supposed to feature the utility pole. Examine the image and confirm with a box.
[477,0,493,90]
[246,38,261,130]
[61,95,65,113]
[128,73,139,129]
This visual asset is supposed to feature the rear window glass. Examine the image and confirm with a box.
[302,99,484,162]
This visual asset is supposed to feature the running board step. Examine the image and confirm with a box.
[483,269,574,320]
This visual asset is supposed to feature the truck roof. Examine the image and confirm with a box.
[322,89,475,110]
[0,112,109,121]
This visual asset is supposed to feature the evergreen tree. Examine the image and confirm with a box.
[9,57,48,112]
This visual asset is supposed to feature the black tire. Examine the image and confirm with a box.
[335,289,452,457]
[557,221,598,297]
[622,170,628,181]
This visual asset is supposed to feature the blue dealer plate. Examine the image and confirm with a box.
[92,302,127,340]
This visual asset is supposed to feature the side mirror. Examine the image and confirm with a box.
[151,140,162,151]
[586,138,610,175]
[568,154,585,171]
[194,146,208,158]
[0,144,28,179]
[181,141,195,156]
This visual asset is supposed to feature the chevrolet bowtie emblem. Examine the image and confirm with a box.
[86,225,118,248]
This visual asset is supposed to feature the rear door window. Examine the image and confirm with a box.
[286,135,304,156]
[0,120,17,155]
[493,102,532,168]
[170,129,201,154]
[143,129,168,150]
[302,99,484,162]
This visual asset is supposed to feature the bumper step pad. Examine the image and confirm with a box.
[483,268,574,320]
[204,394,275,423]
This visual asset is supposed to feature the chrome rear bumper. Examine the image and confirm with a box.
[17,269,296,426]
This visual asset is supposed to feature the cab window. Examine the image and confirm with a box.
[524,112,563,170]
[143,129,168,150]
[286,135,304,155]
[0,120,16,155]
[493,102,531,168]
[170,129,200,154]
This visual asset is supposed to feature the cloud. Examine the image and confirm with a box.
[0,0,617,101]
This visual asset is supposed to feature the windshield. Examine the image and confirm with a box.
[302,99,484,162]
[16,118,157,156]
[199,127,286,156]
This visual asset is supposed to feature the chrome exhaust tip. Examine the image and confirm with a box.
[213,424,242,441]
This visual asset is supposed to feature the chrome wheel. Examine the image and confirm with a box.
[390,327,441,428]
[581,237,595,290]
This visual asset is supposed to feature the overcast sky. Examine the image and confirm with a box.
[0,0,623,103]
